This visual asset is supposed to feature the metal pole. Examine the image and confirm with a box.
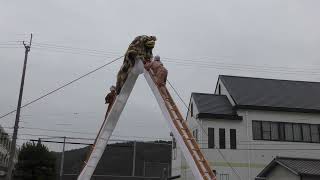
[59,136,66,180]
[132,141,136,176]
[6,33,33,180]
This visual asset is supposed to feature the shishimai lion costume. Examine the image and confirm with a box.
[115,35,156,94]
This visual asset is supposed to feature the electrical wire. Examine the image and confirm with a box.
[6,40,320,75]
[2,125,171,141]
[32,47,120,58]
[4,40,320,76]
[164,56,320,73]
[32,42,120,55]
[0,56,123,120]
[164,60,320,76]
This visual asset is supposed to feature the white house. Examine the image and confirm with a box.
[172,75,320,180]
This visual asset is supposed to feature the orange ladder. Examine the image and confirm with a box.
[148,71,216,180]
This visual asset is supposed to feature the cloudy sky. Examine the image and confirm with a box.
[1,0,320,151]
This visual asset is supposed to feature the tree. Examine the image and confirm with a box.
[14,141,56,180]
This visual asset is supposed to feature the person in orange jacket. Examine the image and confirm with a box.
[145,55,168,87]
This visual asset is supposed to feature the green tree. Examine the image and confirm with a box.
[14,141,56,180]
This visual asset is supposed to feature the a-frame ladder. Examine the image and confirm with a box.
[77,60,216,180]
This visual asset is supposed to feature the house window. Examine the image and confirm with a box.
[172,138,177,160]
[220,174,229,180]
[293,124,302,141]
[252,120,320,143]
[271,122,279,140]
[193,129,198,142]
[208,128,214,149]
[279,123,285,141]
[285,123,293,141]
[190,103,193,117]
[302,124,311,142]
[219,128,225,149]
[262,121,271,140]
[230,129,236,149]
[311,125,320,143]
[252,121,262,140]
[172,138,176,149]
[218,85,221,95]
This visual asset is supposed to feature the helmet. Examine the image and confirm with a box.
[154,55,160,61]
[110,85,116,91]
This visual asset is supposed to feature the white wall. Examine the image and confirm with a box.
[266,165,299,180]
[174,107,320,180]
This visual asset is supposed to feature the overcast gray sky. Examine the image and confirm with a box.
[1,0,320,151]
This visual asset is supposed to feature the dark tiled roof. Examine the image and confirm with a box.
[256,156,320,179]
[219,75,320,113]
[277,157,320,176]
[191,93,242,120]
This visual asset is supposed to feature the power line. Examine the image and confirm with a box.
[32,47,119,58]
[163,56,320,73]
[164,60,320,76]
[1,126,171,141]
[19,126,96,135]
[0,56,123,120]
[167,80,189,109]
[4,40,320,75]
[5,40,320,74]
[32,41,120,55]
[29,139,93,146]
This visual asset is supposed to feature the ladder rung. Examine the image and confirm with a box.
[198,159,206,162]
[169,108,176,111]
[164,98,171,101]
[182,136,195,140]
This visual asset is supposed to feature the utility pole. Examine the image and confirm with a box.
[6,34,33,180]
[59,136,66,180]
[132,141,136,176]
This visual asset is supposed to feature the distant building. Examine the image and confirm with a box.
[58,141,172,180]
[255,156,320,180]
[172,75,320,180]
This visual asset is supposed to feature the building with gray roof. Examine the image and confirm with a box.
[172,75,320,180]
[256,156,320,180]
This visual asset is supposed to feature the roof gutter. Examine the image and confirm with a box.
[235,105,320,114]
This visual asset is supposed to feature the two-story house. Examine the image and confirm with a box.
[172,75,320,180]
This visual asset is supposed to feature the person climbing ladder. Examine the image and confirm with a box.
[104,85,117,119]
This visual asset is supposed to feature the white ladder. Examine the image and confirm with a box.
[77,60,216,180]
[77,60,144,180]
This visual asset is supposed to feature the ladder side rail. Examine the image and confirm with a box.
[143,70,204,180]
[163,89,214,180]
[145,70,216,180]
[77,60,144,180]
[159,88,210,178]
